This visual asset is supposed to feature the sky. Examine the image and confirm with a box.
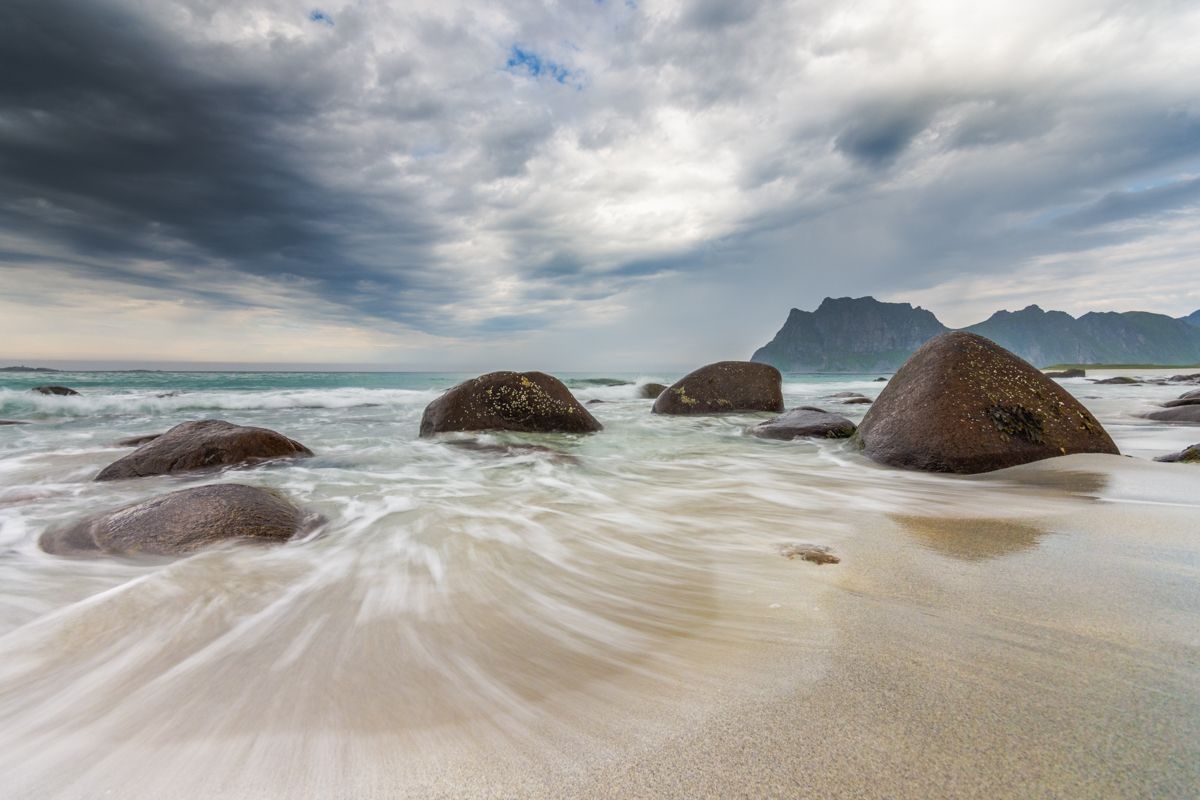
[2,0,1199,371]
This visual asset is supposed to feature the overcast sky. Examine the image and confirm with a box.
[2,0,1199,370]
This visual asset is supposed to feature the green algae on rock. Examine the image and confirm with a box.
[652,361,784,415]
[419,371,602,436]
[853,332,1119,474]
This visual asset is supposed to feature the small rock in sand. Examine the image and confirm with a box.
[779,543,840,565]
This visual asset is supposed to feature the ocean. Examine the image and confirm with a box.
[1,369,1198,798]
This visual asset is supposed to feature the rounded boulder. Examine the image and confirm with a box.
[419,371,601,436]
[853,332,1119,474]
[40,483,311,557]
[95,419,313,481]
[748,409,856,441]
[652,362,783,415]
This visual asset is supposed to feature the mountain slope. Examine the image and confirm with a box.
[752,298,1200,371]
[1181,310,1200,327]
[750,297,948,371]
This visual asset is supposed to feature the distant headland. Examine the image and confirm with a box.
[752,297,1200,372]
[0,365,60,373]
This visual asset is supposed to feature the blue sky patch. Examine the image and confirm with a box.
[309,9,334,26]
[506,46,575,85]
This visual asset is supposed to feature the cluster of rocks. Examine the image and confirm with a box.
[26,332,1200,563]
[1144,386,1200,424]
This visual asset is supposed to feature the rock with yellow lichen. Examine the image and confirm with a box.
[852,332,1119,473]
[419,371,602,436]
[652,361,784,415]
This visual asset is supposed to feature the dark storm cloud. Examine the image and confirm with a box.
[0,0,442,324]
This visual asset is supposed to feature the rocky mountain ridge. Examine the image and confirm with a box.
[752,297,1200,371]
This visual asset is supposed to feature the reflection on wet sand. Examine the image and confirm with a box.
[890,514,1047,561]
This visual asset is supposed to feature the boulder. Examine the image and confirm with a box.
[748,409,856,440]
[419,371,601,436]
[824,391,863,398]
[1143,406,1200,423]
[638,383,668,399]
[39,484,311,557]
[853,332,1119,474]
[1045,369,1086,378]
[841,396,873,405]
[1162,397,1200,408]
[0,420,29,425]
[95,419,312,481]
[1168,373,1200,384]
[1091,376,1140,385]
[31,385,79,396]
[874,377,888,382]
[1155,444,1200,463]
[652,362,784,415]
[1177,388,1200,401]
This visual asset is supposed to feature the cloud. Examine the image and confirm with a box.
[2,0,1200,368]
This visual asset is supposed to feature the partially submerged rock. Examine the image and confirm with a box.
[841,396,872,405]
[638,383,668,399]
[95,419,313,481]
[1179,389,1200,401]
[115,432,163,447]
[0,420,29,425]
[1091,376,1140,385]
[1155,444,1200,463]
[874,377,888,382]
[779,543,840,565]
[748,409,856,440]
[39,484,312,557]
[419,371,601,436]
[1143,406,1200,423]
[1168,373,1200,384]
[31,385,79,396]
[1045,368,1086,378]
[652,362,783,415]
[1162,397,1200,408]
[853,332,1119,474]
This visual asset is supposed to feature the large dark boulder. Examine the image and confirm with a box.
[31,385,79,396]
[638,383,668,399]
[39,484,311,557]
[652,361,783,415]
[853,332,1119,474]
[1162,397,1200,408]
[95,419,312,481]
[748,409,856,440]
[1155,444,1200,463]
[1144,406,1200,423]
[1091,376,1140,385]
[419,371,601,436]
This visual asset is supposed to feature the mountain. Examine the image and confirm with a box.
[0,365,59,372]
[751,297,948,371]
[752,297,1200,371]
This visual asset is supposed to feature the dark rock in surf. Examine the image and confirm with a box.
[652,362,783,415]
[0,420,29,425]
[748,409,856,440]
[1155,444,1200,463]
[1179,389,1200,401]
[1091,376,1140,385]
[39,484,312,557]
[419,371,601,436]
[841,396,873,405]
[1168,373,1200,384]
[874,377,888,382]
[1045,369,1086,378]
[779,543,840,565]
[1143,406,1200,423]
[638,383,668,399]
[31,385,79,396]
[95,419,312,481]
[853,332,1119,474]
[1162,397,1200,408]
[824,391,863,398]
[115,433,163,447]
